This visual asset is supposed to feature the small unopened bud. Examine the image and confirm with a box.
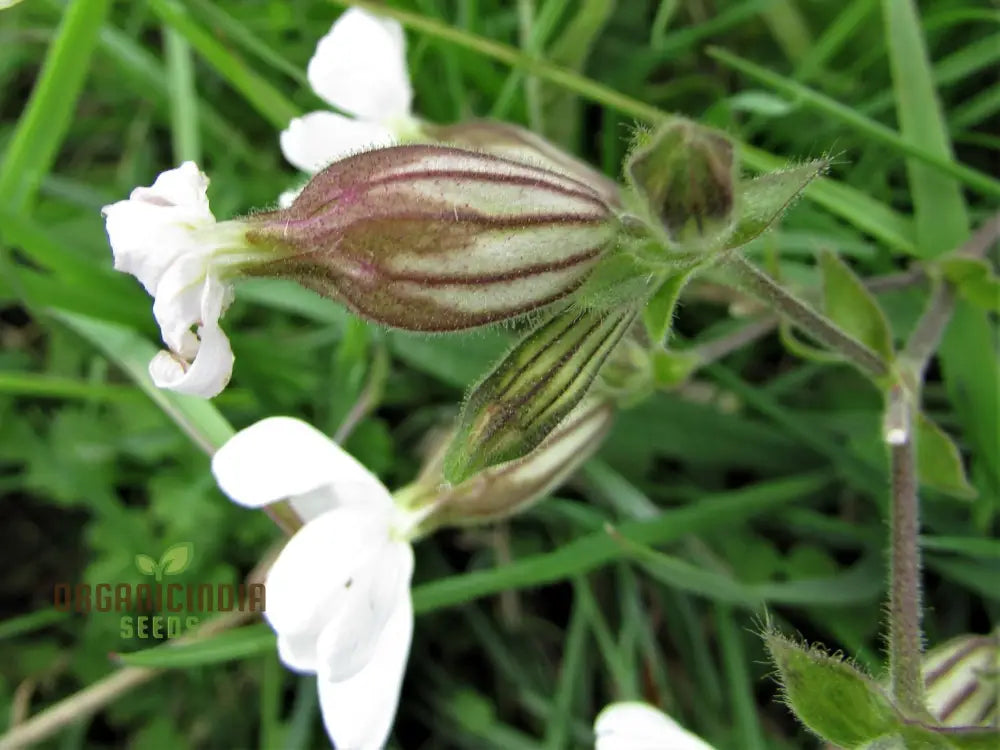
[409,398,614,527]
[626,118,736,249]
[922,630,999,728]
[247,145,620,331]
[443,304,636,483]
[428,120,622,208]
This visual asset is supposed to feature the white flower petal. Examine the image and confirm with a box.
[307,8,412,121]
[316,541,413,682]
[150,255,213,355]
[146,272,233,397]
[317,590,413,750]
[594,702,715,750]
[276,631,320,673]
[280,111,395,173]
[211,417,392,511]
[262,507,392,655]
[147,319,232,397]
[102,162,215,294]
[138,160,212,211]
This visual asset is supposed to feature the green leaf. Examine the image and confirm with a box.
[159,542,194,576]
[725,159,829,250]
[767,632,901,746]
[134,554,158,577]
[115,624,276,668]
[916,413,976,499]
[819,250,894,360]
[938,257,1000,314]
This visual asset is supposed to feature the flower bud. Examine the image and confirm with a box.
[922,630,999,728]
[442,303,636,483]
[626,118,736,249]
[428,120,622,208]
[247,145,621,331]
[406,398,614,527]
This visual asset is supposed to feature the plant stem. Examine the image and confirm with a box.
[883,212,999,713]
[885,388,925,714]
[727,255,889,378]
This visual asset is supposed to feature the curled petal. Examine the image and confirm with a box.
[317,590,413,750]
[147,319,232,397]
[147,272,233,398]
[307,8,412,121]
[280,111,395,174]
[261,507,392,661]
[211,417,392,511]
[595,702,715,750]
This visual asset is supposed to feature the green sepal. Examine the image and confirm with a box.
[767,632,902,747]
[642,269,696,345]
[443,304,636,483]
[725,158,830,250]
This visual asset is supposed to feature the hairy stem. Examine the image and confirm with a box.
[883,211,999,712]
[727,255,889,378]
[885,387,925,714]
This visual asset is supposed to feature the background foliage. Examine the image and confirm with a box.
[1,0,997,748]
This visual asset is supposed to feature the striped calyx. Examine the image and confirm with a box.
[428,120,623,208]
[247,145,620,331]
[411,398,613,528]
[922,630,999,728]
[443,303,636,484]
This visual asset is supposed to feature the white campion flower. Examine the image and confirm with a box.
[211,416,421,750]
[594,702,716,750]
[279,7,421,183]
[101,162,264,398]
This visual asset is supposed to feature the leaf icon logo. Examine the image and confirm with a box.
[134,542,194,581]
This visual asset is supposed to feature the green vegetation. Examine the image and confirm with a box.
[1,1,996,748]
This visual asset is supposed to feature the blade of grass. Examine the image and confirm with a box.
[0,0,111,212]
[184,0,309,86]
[715,606,767,750]
[411,472,830,612]
[52,311,235,454]
[114,623,275,668]
[881,0,969,257]
[149,0,300,129]
[164,27,201,163]
[708,46,1000,200]
[543,591,589,750]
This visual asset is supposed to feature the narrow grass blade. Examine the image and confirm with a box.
[0,0,111,211]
